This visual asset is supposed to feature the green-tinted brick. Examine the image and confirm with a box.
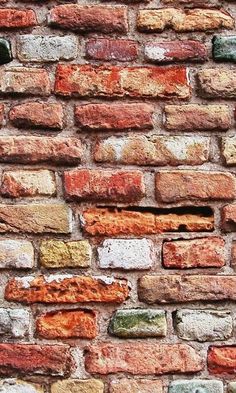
[213,36,236,62]
[0,39,12,65]
[108,309,167,338]
[169,380,223,393]
[229,382,236,393]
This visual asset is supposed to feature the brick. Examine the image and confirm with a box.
[0,239,34,269]
[0,136,82,165]
[49,5,128,33]
[163,237,225,268]
[109,309,166,338]
[222,136,236,165]
[98,239,153,270]
[161,0,220,7]
[0,9,37,28]
[222,204,236,231]
[40,240,91,268]
[86,38,138,61]
[208,346,236,374]
[232,242,236,270]
[85,342,203,374]
[164,104,231,131]
[17,35,77,62]
[94,135,210,166]
[229,383,236,393]
[0,204,71,234]
[0,380,43,393]
[174,310,232,342]
[137,8,234,32]
[82,208,214,236]
[138,275,236,304]
[109,379,163,393]
[0,344,72,376]
[1,170,56,198]
[155,171,236,202]
[0,309,30,338]
[169,380,223,393]
[0,68,50,96]
[37,310,97,339]
[54,65,190,99]
[64,169,145,202]
[5,275,129,304]
[51,379,104,393]
[145,40,207,63]
[198,69,236,98]
[9,102,64,130]
[75,103,153,131]
[0,39,12,65]
[213,36,236,62]
[0,104,4,127]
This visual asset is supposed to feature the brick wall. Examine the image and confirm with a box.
[0,0,236,392]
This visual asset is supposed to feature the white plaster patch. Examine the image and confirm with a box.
[145,44,167,61]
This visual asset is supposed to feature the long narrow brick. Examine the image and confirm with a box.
[161,0,221,8]
[138,275,236,304]
[5,275,129,304]
[0,68,50,96]
[86,38,138,61]
[54,65,190,99]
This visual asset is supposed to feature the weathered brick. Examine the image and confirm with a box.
[0,39,12,65]
[17,35,77,62]
[145,40,207,63]
[163,237,225,268]
[9,102,64,130]
[169,380,223,393]
[0,136,82,165]
[208,346,236,374]
[0,9,37,28]
[231,242,236,270]
[82,208,214,236]
[198,69,236,98]
[174,310,233,342]
[156,171,236,202]
[0,380,43,393]
[222,136,236,165]
[51,379,104,393]
[0,68,50,96]
[164,104,231,131]
[109,309,166,338]
[75,103,153,131]
[213,36,236,62]
[0,204,71,234]
[0,239,34,269]
[137,8,234,32]
[222,204,236,231]
[0,344,72,376]
[109,379,163,393]
[98,239,153,270]
[138,275,236,304]
[161,0,220,7]
[49,5,128,33]
[40,240,91,268]
[85,342,203,375]
[1,170,56,198]
[94,135,210,166]
[5,275,129,304]
[37,310,97,339]
[229,382,236,393]
[0,309,30,338]
[64,169,145,202]
[86,38,138,61]
[54,65,190,99]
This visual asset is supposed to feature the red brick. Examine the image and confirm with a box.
[0,68,50,96]
[222,204,236,231]
[145,40,207,63]
[63,169,145,202]
[163,237,225,269]
[9,102,64,130]
[0,136,82,165]
[75,103,153,131]
[208,346,236,374]
[5,275,129,304]
[37,310,97,339]
[0,344,72,376]
[82,208,214,236]
[156,171,236,203]
[85,342,203,375]
[0,9,37,28]
[138,275,236,303]
[86,38,138,61]
[49,5,128,33]
[54,65,190,99]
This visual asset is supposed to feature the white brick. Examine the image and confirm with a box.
[0,240,34,269]
[0,379,43,393]
[0,309,30,338]
[169,380,224,393]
